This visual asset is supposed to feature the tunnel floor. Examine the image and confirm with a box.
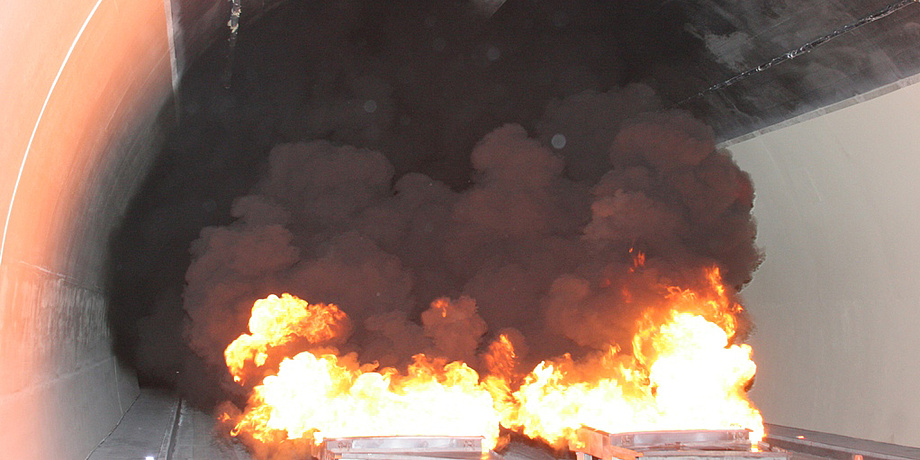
[87,389,251,460]
[87,389,833,460]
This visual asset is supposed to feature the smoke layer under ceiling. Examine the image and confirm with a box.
[4,0,920,458]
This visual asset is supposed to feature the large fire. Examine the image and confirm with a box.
[221,268,763,454]
[498,311,761,447]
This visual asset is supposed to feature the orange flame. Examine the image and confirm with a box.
[497,268,761,446]
[222,268,762,455]
[224,294,500,450]
[501,311,761,447]
[628,247,646,272]
[224,293,349,383]
[233,352,500,447]
[484,334,517,381]
[431,298,450,318]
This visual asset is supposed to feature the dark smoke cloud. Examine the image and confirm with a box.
[104,0,756,407]
[182,88,761,391]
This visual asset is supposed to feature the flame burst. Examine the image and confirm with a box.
[499,311,761,447]
[224,294,349,383]
[234,352,500,446]
[224,294,500,449]
[222,268,762,454]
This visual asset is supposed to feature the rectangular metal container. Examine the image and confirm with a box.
[574,427,789,460]
[319,436,490,460]
[605,429,752,451]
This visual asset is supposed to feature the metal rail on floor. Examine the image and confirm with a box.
[765,424,920,460]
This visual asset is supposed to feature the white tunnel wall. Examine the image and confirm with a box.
[729,80,920,448]
[0,0,176,458]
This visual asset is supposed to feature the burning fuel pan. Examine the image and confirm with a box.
[318,436,502,460]
[574,427,789,460]
[581,427,753,451]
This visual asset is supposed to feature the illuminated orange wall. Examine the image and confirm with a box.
[0,0,174,458]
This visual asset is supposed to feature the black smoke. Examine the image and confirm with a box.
[105,0,759,408]
[184,101,760,401]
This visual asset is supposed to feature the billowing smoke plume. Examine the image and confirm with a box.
[104,0,761,408]
[182,84,761,391]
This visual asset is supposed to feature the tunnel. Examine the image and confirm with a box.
[3,1,920,459]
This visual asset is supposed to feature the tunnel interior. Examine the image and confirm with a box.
[4,0,920,459]
[106,0,725,408]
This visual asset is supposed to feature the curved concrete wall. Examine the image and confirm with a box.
[730,80,920,448]
[0,0,174,458]
[2,0,918,458]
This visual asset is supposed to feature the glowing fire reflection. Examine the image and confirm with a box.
[221,268,762,453]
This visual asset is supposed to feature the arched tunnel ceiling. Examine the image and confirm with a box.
[173,0,920,141]
[677,0,920,139]
[493,0,920,140]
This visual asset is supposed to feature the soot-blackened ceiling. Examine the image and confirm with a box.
[489,0,920,139]
[176,0,920,141]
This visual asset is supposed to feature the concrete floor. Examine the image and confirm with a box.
[87,390,830,460]
[87,389,250,460]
